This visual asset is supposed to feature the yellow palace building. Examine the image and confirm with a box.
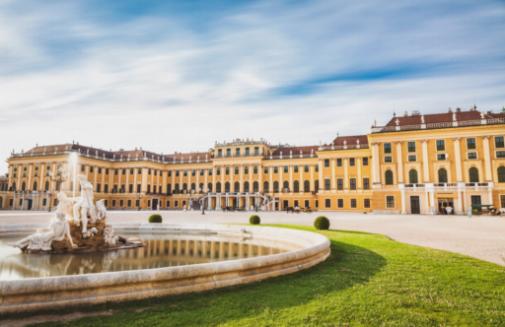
[1,108,505,215]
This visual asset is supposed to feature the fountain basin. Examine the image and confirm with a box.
[0,224,330,314]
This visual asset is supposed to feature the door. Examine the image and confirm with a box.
[410,196,420,214]
[152,198,158,210]
[27,199,33,210]
[283,200,289,210]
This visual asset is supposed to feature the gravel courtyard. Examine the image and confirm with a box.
[1,210,505,266]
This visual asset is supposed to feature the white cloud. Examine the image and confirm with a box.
[0,0,504,173]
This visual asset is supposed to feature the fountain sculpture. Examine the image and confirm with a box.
[14,174,142,254]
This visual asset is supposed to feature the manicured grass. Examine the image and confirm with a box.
[34,226,505,326]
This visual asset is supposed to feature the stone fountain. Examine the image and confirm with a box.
[14,174,143,254]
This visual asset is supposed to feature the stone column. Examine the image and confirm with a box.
[298,165,303,193]
[357,158,362,188]
[27,164,33,191]
[204,168,208,192]
[220,166,225,193]
[269,167,273,194]
[318,161,323,191]
[239,165,244,192]
[258,165,263,192]
[117,168,123,193]
[289,165,294,192]
[422,140,430,183]
[101,166,106,194]
[400,184,406,214]
[483,136,492,182]
[453,138,463,182]
[141,168,148,193]
[343,158,349,189]
[211,167,216,192]
[279,166,284,192]
[371,143,380,186]
[330,159,336,191]
[93,165,98,192]
[309,165,315,192]
[195,169,200,192]
[396,142,404,183]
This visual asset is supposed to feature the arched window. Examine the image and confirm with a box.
[385,170,394,185]
[182,183,188,191]
[469,167,479,183]
[253,181,259,192]
[234,182,240,192]
[45,181,50,191]
[273,181,279,193]
[304,180,310,192]
[293,181,300,192]
[11,182,16,192]
[244,181,250,193]
[33,181,37,191]
[283,181,289,192]
[216,182,222,193]
[498,166,505,183]
[21,182,26,191]
[191,183,196,191]
[207,183,212,192]
[438,168,448,184]
[263,181,269,192]
[224,182,230,193]
[409,169,418,184]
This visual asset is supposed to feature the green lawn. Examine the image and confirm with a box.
[35,226,505,326]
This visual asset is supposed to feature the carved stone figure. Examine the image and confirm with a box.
[15,212,77,251]
[73,175,98,236]
[14,175,142,254]
[56,191,74,221]
[95,199,107,220]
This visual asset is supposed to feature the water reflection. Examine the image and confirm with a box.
[0,235,285,280]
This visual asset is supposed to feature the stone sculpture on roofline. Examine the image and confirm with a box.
[14,175,142,254]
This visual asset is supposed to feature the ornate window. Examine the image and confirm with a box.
[438,168,448,184]
[409,169,418,184]
[469,167,479,183]
[385,170,394,185]
[497,166,505,183]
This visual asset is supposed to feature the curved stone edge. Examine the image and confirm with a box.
[0,224,331,315]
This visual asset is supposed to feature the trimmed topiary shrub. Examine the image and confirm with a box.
[314,216,330,230]
[148,214,162,223]
[249,214,261,225]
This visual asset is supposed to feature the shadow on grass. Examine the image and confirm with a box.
[23,237,387,326]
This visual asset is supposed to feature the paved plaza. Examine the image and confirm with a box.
[1,210,505,266]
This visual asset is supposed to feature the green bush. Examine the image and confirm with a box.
[314,216,330,230]
[249,215,261,225]
[148,214,163,223]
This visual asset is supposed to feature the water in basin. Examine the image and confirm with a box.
[0,233,286,280]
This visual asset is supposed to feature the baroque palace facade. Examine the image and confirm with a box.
[1,108,505,215]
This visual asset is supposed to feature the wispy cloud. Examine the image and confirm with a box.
[0,0,504,172]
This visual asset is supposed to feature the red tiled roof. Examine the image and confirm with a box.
[332,135,368,146]
[384,109,503,127]
[271,145,319,156]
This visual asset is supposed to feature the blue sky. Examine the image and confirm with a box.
[0,0,504,172]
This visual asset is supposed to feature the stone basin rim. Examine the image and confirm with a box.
[0,224,331,314]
